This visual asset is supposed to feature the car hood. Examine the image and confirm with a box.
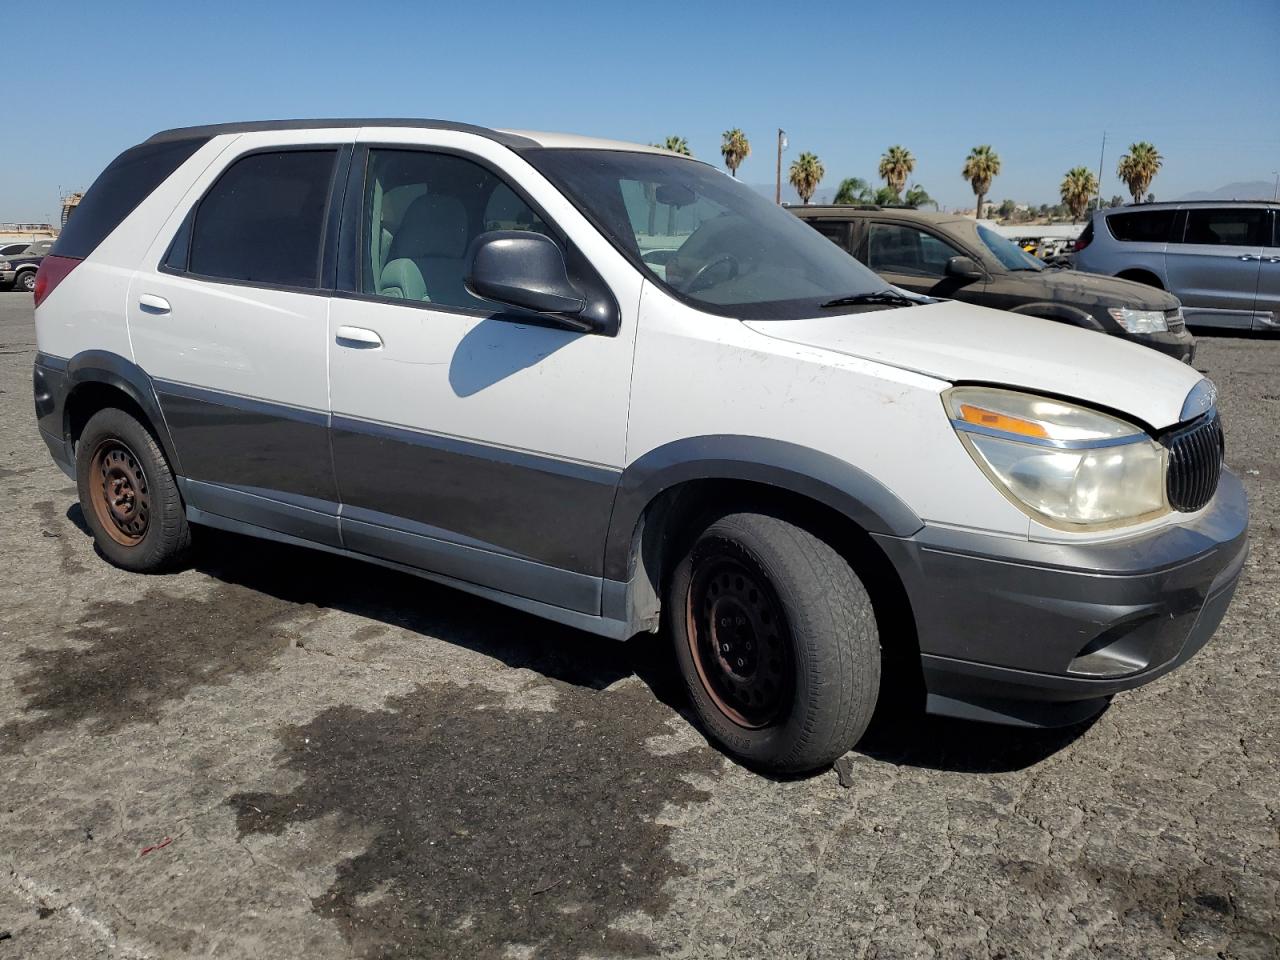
[744,299,1203,429]
[1023,268,1180,310]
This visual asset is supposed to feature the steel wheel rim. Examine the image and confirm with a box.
[88,439,151,546]
[685,549,794,729]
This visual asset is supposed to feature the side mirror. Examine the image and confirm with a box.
[466,231,592,330]
[945,255,984,280]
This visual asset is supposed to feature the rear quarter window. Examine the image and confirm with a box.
[1105,209,1177,243]
[52,138,206,260]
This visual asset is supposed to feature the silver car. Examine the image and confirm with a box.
[1073,201,1280,331]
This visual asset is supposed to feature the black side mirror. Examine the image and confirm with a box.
[466,231,592,331]
[945,255,984,280]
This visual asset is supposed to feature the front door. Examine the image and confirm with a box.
[1165,206,1266,329]
[128,138,349,545]
[327,141,639,614]
[864,220,983,299]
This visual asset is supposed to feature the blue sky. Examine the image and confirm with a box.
[4,0,1277,221]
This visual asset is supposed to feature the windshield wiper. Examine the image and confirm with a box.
[819,290,921,309]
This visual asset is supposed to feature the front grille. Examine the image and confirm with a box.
[1164,412,1223,512]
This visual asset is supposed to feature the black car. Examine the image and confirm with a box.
[0,238,53,293]
[791,206,1195,362]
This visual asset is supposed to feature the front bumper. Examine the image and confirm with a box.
[873,468,1248,727]
[1129,326,1197,364]
[0,270,14,286]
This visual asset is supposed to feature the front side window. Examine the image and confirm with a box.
[1181,208,1268,246]
[1106,209,1177,243]
[361,149,552,308]
[188,150,336,288]
[868,223,961,278]
[525,149,887,319]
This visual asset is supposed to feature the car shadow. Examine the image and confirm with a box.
[62,505,1097,776]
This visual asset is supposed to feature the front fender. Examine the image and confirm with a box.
[1008,301,1105,331]
[602,435,923,581]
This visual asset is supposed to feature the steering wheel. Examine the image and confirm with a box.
[682,253,740,293]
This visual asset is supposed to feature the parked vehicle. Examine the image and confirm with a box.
[33,120,1246,772]
[1,242,33,257]
[792,205,1195,362]
[3,239,53,292]
[1073,201,1280,332]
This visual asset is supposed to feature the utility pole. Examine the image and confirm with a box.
[1094,131,1107,214]
[775,129,786,204]
[1273,171,1279,201]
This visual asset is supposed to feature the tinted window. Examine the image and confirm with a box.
[1106,209,1176,243]
[53,138,205,260]
[808,220,851,248]
[360,149,552,308]
[526,149,887,319]
[1180,208,1268,246]
[868,223,961,278]
[188,150,336,288]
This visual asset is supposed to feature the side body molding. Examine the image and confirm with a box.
[603,435,924,582]
[41,350,182,476]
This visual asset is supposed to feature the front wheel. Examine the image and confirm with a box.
[18,271,36,293]
[669,512,880,773]
[75,407,191,572]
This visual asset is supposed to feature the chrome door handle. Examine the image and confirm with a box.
[1236,254,1260,261]
[335,325,383,349]
[138,294,171,314]
[1266,257,1280,263]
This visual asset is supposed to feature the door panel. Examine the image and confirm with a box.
[1165,207,1265,328]
[128,139,347,531]
[328,141,640,606]
[1254,211,1280,330]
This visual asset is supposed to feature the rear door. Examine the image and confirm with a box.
[128,132,351,544]
[1164,206,1266,328]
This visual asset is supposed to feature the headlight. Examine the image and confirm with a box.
[945,386,1167,529]
[1107,306,1169,334]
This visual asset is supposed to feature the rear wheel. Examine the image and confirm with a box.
[75,407,191,572]
[669,512,881,773]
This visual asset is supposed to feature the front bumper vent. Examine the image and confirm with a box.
[1164,412,1223,512]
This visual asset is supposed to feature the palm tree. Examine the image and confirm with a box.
[872,186,900,206]
[903,184,936,209]
[878,146,915,199]
[655,136,692,156]
[788,152,824,204]
[1060,166,1099,222]
[721,129,750,178]
[962,145,1001,218]
[834,177,873,204]
[1117,142,1162,204]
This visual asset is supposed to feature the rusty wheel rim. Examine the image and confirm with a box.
[685,549,794,729]
[88,439,150,546]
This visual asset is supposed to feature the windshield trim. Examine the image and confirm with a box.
[522,147,898,320]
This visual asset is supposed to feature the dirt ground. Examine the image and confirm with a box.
[1,291,1276,959]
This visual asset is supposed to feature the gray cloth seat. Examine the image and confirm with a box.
[380,194,475,306]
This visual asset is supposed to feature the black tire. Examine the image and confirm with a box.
[669,512,880,773]
[17,270,36,293]
[75,407,191,572]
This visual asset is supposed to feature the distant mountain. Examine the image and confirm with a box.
[1175,181,1276,202]
[744,182,836,206]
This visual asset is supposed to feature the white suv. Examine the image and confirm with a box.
[32,120,1248,772]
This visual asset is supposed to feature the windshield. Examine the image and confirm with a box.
[978,225,1044,271]
[525,149,889,319]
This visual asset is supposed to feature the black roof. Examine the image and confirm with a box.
[144,118,539,150]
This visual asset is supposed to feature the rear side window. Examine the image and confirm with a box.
[188,150,337,288]
[808,219,851,248]
[1105,209,1176,243]
[53,138,205,260]
[1179,208,1268,246]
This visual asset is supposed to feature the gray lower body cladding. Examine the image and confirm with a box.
[873,469,1249,727]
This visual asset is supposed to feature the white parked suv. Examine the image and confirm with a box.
[33,120,1247,772]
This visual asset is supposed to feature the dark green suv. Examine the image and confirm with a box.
[791,206,1196,362]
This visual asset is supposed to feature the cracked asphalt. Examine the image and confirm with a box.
[1,291,1276,959]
